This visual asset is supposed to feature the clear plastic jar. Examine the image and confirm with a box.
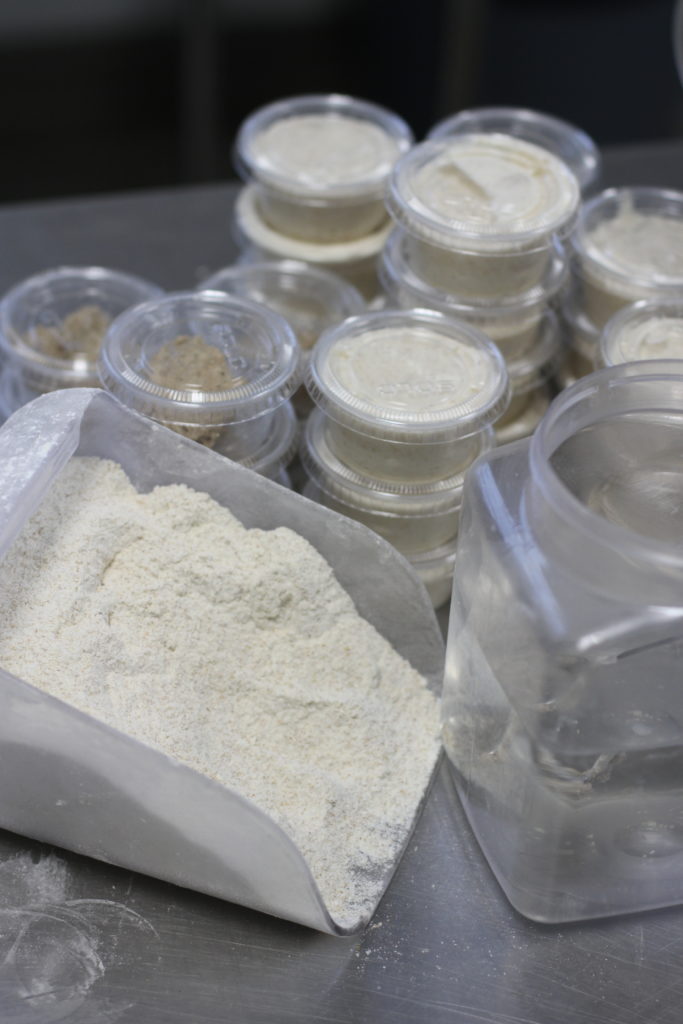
[444,361,683,922]
[379,228,568,360]
[301,408,484,554]
[234,185,388,300]
[0,266,162,415]
[386,134,579,299]
[427,106,601,194]
[234,93,412,243]
[199,260,364,354]
[98,291,301,468]
[570,187,683,328]
[305,308,509,483]
[599,299,683,368]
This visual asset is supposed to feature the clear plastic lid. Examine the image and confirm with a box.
[198,260,364,351]
[380,228,568,316]
[306,308,509,443]
[235,93,413,201]
[507,310,563,394]
[427,107,601,193]
[386,134,580,254]
[234,185,392,264]
[98,291,301,426]
[600,299,683,368]
[0,266,163,391]
[301,407,479,512]
[572,187,683,292]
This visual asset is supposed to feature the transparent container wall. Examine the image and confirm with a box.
[443,368,683,920]
[0,389,443,936]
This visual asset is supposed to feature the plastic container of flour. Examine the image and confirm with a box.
[235,93,412,243]
[599,300,683,368]
[570,187,683,328]
[199,260,365,354]
[0,388,443,935]
[380,228,568,359]
[0,266,162,416]
[306,308,509,483]
[98,290,302,468]
[386,134,580,298]
[427,107,601,194]
[233,186,388,300]
[301,407,485,554]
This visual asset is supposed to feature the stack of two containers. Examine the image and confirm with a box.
[380,109,596,444]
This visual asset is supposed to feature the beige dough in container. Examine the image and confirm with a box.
[305,308,509,484]
[598,299,683,368]
[0,266,162,416]
[234,93,412,243]
[570,187,683,328]
[379,227,568,360]
[97,291,302,475]
[427,106,601,195]
[386,133,579,299]
[301,407,488,555]
[233,185,389,300]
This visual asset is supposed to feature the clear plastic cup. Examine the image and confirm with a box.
[234,185,388,300]
[98,291,302,464]
[599,299,683,368]
[235,94,412,243]
[301,408,485,555]
[497,310,562,425]
[0,266,162,415]
[198,260,364,353]
[570,187,683,328]
[407,536,457,610]
[427,107,601,194]
[386,134,580,299]
[380,228,568,359]
[305,308,509,483]
[495,384,552,445]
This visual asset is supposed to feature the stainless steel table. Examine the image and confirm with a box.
[1,141,682,1024]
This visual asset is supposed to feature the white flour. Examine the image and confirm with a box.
[0,458,440,927]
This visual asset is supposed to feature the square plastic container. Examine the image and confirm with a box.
[443,362,683,922]
[234,93,412,243]
[0,388,444,935]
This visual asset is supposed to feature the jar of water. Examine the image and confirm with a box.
[443,360,683,922]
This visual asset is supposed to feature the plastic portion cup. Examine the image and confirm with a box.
[98,291,301,463]
[0,266,163,414]
[427,106,601,194]
[199,260,364,353]
[497,311,562,424]
[301,408,485,555]
[386,134,580,298]
[570,187,683,328]
[235,94,413,243]
[407,537,457,610]
[599,299,683,368]
[380,228,568,359]
[234,186,388,300]
[305,308,509,483]
[495,384,552,445]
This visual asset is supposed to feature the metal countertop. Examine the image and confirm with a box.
[0,140,682,1024]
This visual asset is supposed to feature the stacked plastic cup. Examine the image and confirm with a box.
[0,266,163,417]
[197,260,364,418]
[232,94,413,300]
[299,308,509,607]
[598,299,683,369]
[383,128,579,441]
[560,187,683,386]
[98,291,302,485]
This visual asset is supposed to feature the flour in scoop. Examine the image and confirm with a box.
[0,457,440,927]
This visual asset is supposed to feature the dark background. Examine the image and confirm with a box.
[2,0,682,204]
